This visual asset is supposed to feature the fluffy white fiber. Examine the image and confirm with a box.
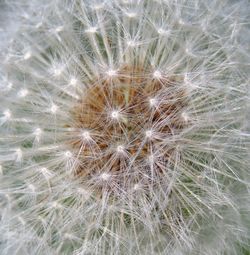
[0,0,250,254]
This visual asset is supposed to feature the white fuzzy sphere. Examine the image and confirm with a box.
[0,0,250,254]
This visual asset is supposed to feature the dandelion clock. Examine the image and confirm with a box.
[0,0,250,254]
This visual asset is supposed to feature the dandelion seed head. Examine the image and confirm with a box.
[0,0,249,254]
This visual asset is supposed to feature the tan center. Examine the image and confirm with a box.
[69,66,188,184]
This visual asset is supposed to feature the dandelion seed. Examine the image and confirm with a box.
[77,188,91,199]
[133,183,141,191]
[18,216,26,226]
[23,51,31,60]
[51,201,61,208]
[3,109,11,119]
[145,129,153,139]
[35,22,43,29]
[33,128,42,142]
[116,145,125,153]
[85,26,98,34]
[157,28,169,36]
[181,112,189,122]
[100,172,111,181]
[28,184,36,192]
[50,103,58,114]
[153,70,162,79]
[92,4,104,11]
[125,12,137,18]
[17,89,28,98]
[64,151,73,158]
[148,154,154,163]
[127,40,137,47]
[111,110,120,120]
[81,131,91,141]
[106,69,117,77]
[6,82,13,91]
[53,67,63,77]
[69,77,77,86]
[149,98,157,107]
[55,26,64,33]
[15,148,23,162]
[40,167,54,179]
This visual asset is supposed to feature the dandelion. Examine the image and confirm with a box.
[0,0,250,254]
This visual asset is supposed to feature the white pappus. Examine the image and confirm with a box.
[0,0,250,254]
